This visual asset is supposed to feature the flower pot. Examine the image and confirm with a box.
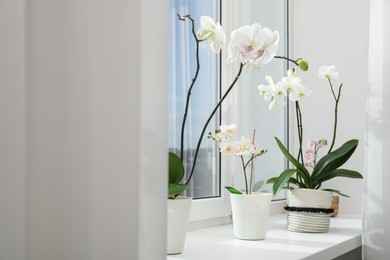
[167,196,192,255]
[230,193,272,240]
[286,188,333,233]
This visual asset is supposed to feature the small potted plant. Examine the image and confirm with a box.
[258,65,363,232]
[209,125,271,240]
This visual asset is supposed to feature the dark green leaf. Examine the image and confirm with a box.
[225,186,243,194]
[322,188,350,197]
[272,169,297,196]
[252,180,265,192]
[168,183,186,199]
[312,139,358,179]
[168,152,184,184]
[315,169,363,184]
[274,137,312,186]
[266,177,277,184]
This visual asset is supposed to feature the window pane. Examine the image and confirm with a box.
[168,0,221,198]
[230,0,289,200]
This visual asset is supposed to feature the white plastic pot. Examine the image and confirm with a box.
[230,193,272,240]
[167,196,192,255]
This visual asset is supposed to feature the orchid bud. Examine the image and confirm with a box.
[297,58,309,71]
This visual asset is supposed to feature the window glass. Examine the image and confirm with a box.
[168,0,221,198]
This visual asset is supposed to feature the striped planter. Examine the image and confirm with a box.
[286,189,333,233]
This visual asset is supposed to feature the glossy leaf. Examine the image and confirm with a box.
[274,137,312,186]
[266,177,277,184]
[272,169,297,196]
[314,169,363,185]
[168,183,186,199]
[168,152,184,185]
[312,139,358,178]
[322,188,350,197]
[225,186,243,194]
[252,180,265,192]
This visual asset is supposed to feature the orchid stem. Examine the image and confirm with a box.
[328,83,343,154]
[185,63,245,186]
[249,129,256,195]
[178,14,201,162]
[241,156,249,194]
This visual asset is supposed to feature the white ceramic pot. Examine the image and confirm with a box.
[286,188,333,233]
[230,193,272,240]
[167,196,192,255]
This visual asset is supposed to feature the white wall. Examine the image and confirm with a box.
[0,0,168,259]
[291,0,369,215]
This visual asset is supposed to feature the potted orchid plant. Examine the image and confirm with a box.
[258,65,363,232]
[208,124,272,240]
[208,124,267,195]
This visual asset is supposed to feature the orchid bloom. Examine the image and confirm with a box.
[226,23,279,70]
[258,75,275,101]
[234,137,252,156]
[268,96,286,110]
[219,142,233,155]
[318,65,339,80]
[197,16,226,53]
[304,139,328,167]
[259,69,311,110]
[219,124,237,137]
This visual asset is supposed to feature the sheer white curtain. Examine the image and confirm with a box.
[168,0,220,198]
[364,0,390,259]
[0,0,168,259]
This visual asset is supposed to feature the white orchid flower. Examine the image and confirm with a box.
[219,141,233,155]
[282,69,303,101]
[234,137,251,156]
[272,81,287,98]
[269,96,285,110]
[219,124,237,137]
[250,144,262,155]
[197,16,226,53]
[226,23,279,70]
[318,65,339,80]
[258,75,275,101]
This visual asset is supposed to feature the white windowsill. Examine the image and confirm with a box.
[167,214,362,260]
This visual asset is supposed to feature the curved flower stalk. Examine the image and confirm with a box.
[259,65,363,196]
[208,125,267,194]
[169,14,225,199]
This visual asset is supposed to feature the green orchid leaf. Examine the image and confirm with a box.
[315,169,363,185]
[266,177,277,184]
[282,186,295,190]
[312,139,358,178]
[252,180,265,192]
[274,137,312,186]
[272,169,297,196]
[225,186,243,195]
[168,152,184,185]
[168,183,186,199]
[322,188,350,198]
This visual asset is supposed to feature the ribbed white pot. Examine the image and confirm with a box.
[286,189,333,233]
[230,193,272,240]
[167,196,192,255]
